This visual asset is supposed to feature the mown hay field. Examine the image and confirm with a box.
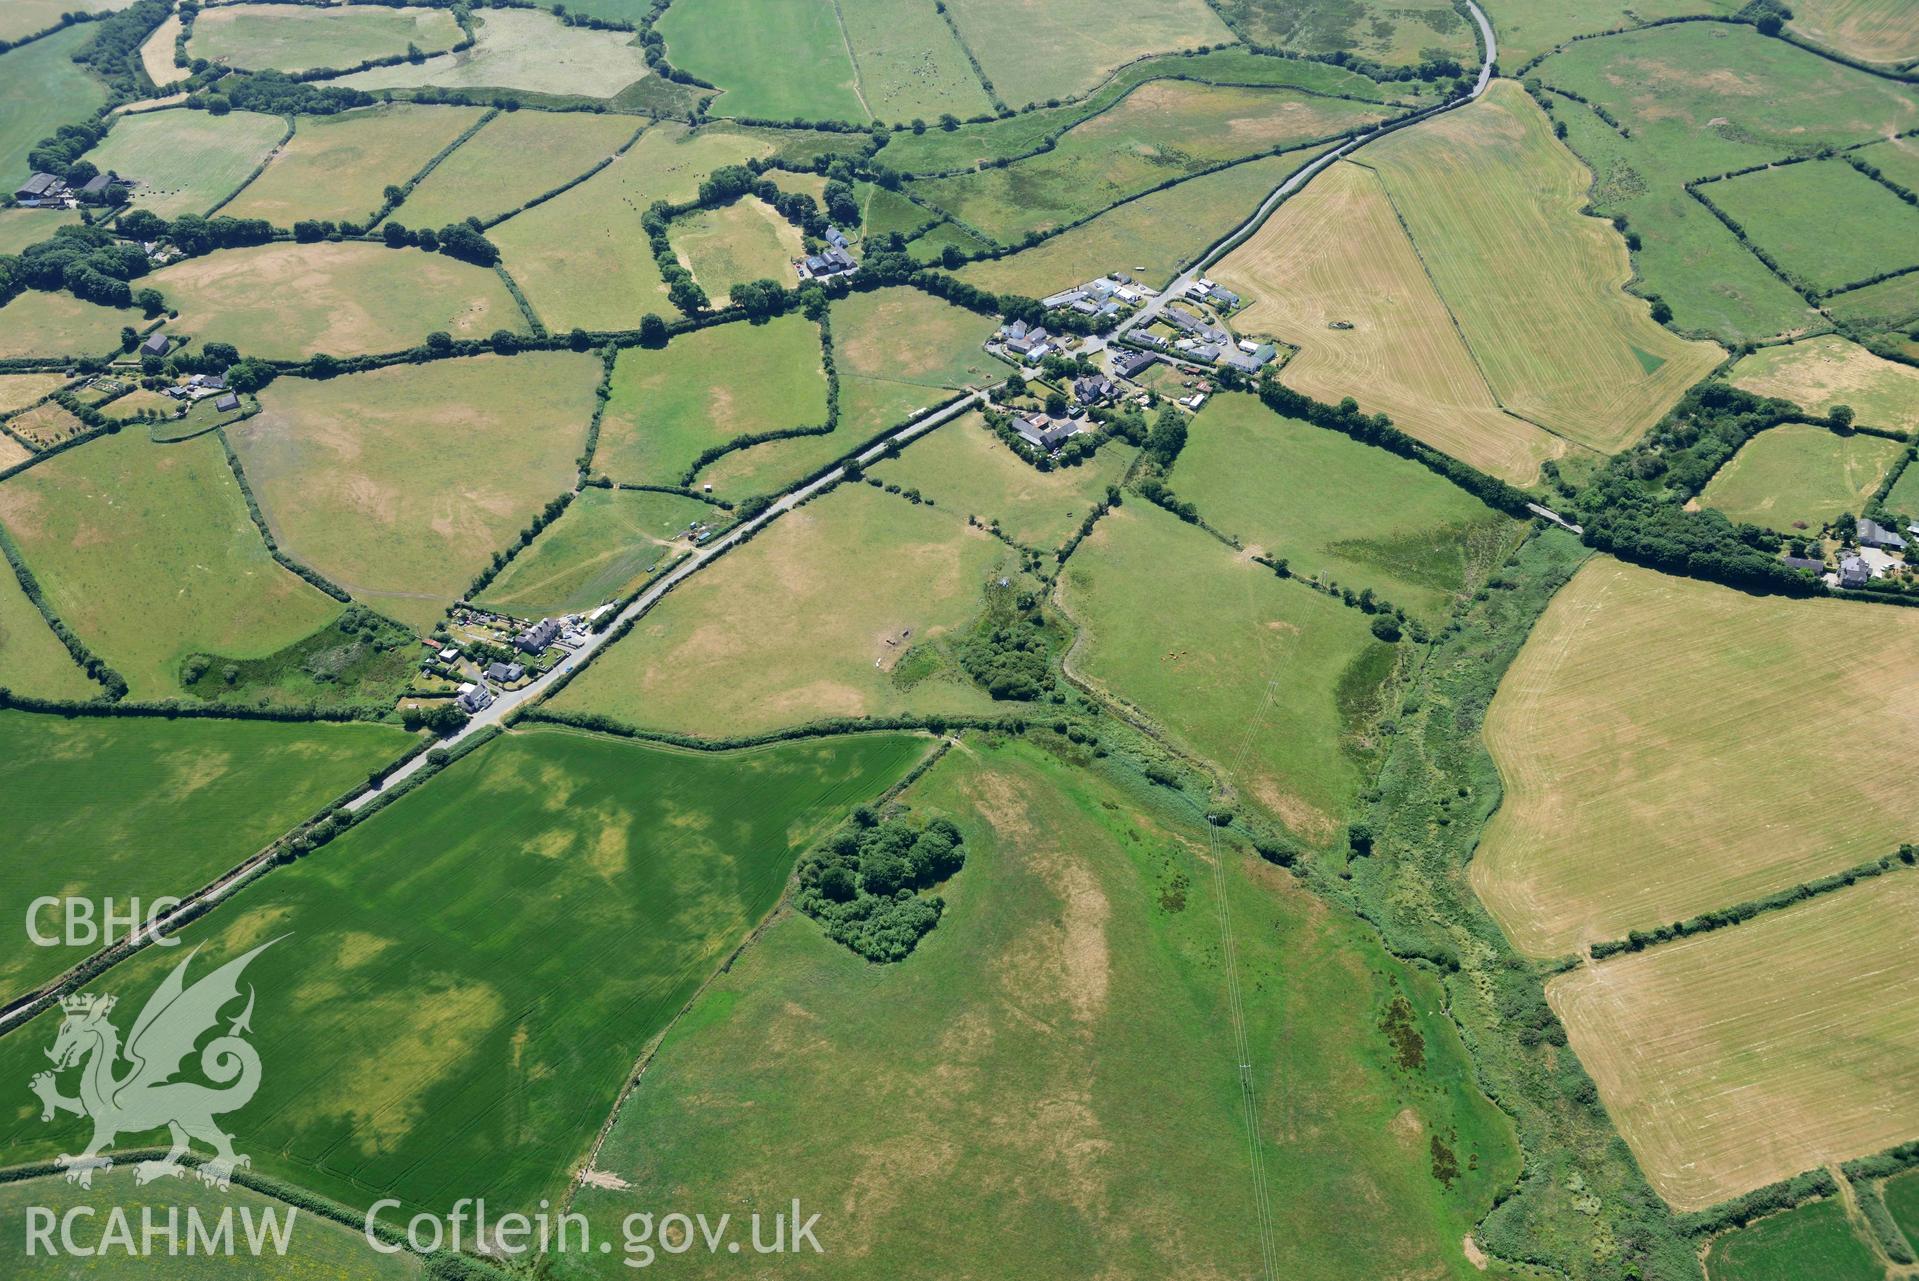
[0,710,411,999]
[1218,0,1478,66]
[0,373,72,417]
[0,565,96,701]
[222,103,485,227]
[552,482,1012,735]
[1707,159,1919,294]
[0,431,343,697]
[188,3,463,73]
[670,197,805,298]
[1059,502,1393,841]
[0,291,128,359]
[1788,0,1919,64]
[942,0,1234,109]
[232,352,601,631]
[1361,80,1723,453]
[595,312,827,484]
[1697,423,1904,530]
[0,207,78,255]
[1704,1197,1884,1281]
[1173,393,1519,624]
[1475,558,1919,959]
[872,410,1135,551]
[908,82,1388,244]
[152,241,525,360]
[1549,873,1919,1209]
[139,11,185,87]
[472,487,715,618]
[82,108,285,218]
[336,8,653,97]
[1213,160,1570,486]
[388,110,639,229]
[0,726,931,1217]
[490,124,773,331]
[560,740,1519,1281]
[1727,334,1919,433]
[0,25,106,190]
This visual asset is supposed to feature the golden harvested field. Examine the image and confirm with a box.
[1474,558,1919,959]
[151,241,525,359]
[335,7,654,97]
[0,373,69,417]
[1550,873,1919,1209]
[222,103,485,226]
[1214,161,1570,485]
[0,435,30,471]
[551,482,1011,737]
[387,110,640,229]
[189,4,463,74]
[1362,81,1723,454]
[1789,0,1919,63]
[139,12,185,88]
[1727,334,1919,434]
[231,352,601,631]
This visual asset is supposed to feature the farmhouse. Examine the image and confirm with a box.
[1858,517,1907,551]
[1220,344,1277,375]
[1003,326,1050,357]
[825,226,849,250]
[457,683,494,713]
[798,247,857,280]
[1165,306,1203,332]
[516,616,561,654]
[1840,553,1872,588]
[1073,374,1114,405]
[1015,411,1083,452]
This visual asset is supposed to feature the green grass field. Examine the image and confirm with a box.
[1060,502,1392,841]
[561,739,1517,1280]
[835,0,995,122]
[473,487,717,618]
[188,3,463,73]
[595,312,827,484]
[0,725,930,1217]
[1703,1198,1883,1281]
[1887,454,1919,517]
[0,1168,422,1279]
[86,107,285,218]
[223,104,485,227]
[871,410,1135,551]
[491,124,773,331]
[907,82,1387,244]
[0,24,107,190]
[0,292,130,360]
[0,0,132,44]
[1172,393,1518,624]
[1884,1167,1919,1245]
[1828,269,1919,331]
[1707,159,1919,293]
[1482,0,1739,69]
[553,482,1013,735]
[336,8,654,97]
[1220,0,1478,65]
[0,431,344,697]
[1476,558,1919,959]
[232,352,601,632]
[0,709,411,999]
[1535,23,1919,343]
[1727,334,1919,434]
[152,241,526,360]
[0,206,79,255]
[669,197,805,297]
[0,560,97,701]
[1698,422,1905,530]
[387,109,639,229]
[942,0,1234,109]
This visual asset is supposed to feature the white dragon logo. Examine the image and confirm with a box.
[29,940,277,1190]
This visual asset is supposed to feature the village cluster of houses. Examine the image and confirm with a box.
[436,612,588,714]
[1040,273,1148,320]
[1785,517,1913,588]
[796,227,857,280]
[12,170,123,207]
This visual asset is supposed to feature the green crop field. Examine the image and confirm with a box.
[1789,0,1919,64]
[336,8,654,97]
[386,110,639,229]
[1551,873,1919,1209]
[151,241,526,360]
[0,24,107,189]
[231,352,601,631]
[0,206,78,255]
[85,107,285,218]
[1060,502,1392,842]
[1172,393,1519,624]
[669,197,805,298]
[0,431,344,697]
[0,0,132,44]
[595,313,827,484]
[553,482,1013,735]
[0,1169,422,1279]
[1361,81,1723,454]
[473,487,716,618]
[223,104,486,227]
[1703,1198,1883,1281]
[942,0,1234,109]
[0,562,96,701]
[1476,558,1919,959]
[0,710,411,997]
[490,124,773,331]
[562,740,1517,1280]
[1697,422,1904,530]
[1218,0,1478,66]
[1727,334,1919,433]
[188,3,463,73]
[0,725,931,1217]
[694,286,997,499]
[907,82,1388,244]
[1706,159,1919,294]
[1534,23,1919,343]
[871,410,1135,551]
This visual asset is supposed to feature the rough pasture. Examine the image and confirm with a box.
[1726,334,1919,434]
[222,104,485,227]
[1696,422,1903,531]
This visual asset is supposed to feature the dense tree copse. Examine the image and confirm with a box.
[794,809,967,962]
